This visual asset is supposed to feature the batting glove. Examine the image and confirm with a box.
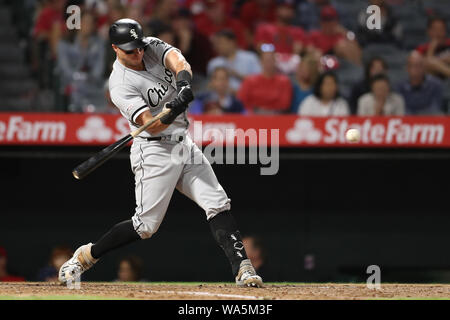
[160,94,189,125]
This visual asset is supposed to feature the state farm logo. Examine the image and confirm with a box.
[285,118,445,145]
[286,119,322,143]
[77,116,113,142]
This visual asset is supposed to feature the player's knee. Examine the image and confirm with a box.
[132,217,161,239]
[135,224,159,239]
[206,201,231,221]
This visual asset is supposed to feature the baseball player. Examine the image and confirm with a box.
[58,19,263,288]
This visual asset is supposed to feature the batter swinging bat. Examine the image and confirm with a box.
[72,107,171,180]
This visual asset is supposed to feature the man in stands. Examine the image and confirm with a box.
[416,17,450,79]
[397,51,444,115]
[207,30,261,92]
[238,44,293,114]
[308,5,362,65]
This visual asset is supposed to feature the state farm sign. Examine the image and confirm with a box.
[286,118,445,145]
[0,113,449,147]
[0,116,66,142]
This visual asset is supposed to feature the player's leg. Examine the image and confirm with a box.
[59,142,183,284]
[176,137,263,287]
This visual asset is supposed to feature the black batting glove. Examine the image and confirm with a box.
[175,70,194,103]
[160,71,194,125]
[174,81,194,105]
[160,97,189,125]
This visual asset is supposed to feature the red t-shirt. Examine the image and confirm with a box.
[0,275,25,282]
[194,15,248,49]
[33,6,64,38]
[308,30,345,54]
[416,39,450,56]
[239,1,276,33]
[238,74,293,113]
[254,23,308,54]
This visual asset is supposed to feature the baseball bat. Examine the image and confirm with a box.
[72,107,171,180]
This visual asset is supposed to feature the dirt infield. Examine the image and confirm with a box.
[1,282,449,300]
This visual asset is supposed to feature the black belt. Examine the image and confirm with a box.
[144,135,184,142]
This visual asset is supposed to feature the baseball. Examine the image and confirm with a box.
[346,129,360,142]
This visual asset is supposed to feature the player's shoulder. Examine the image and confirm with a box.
[143,36,177,64]
[109,61,139,92]
[145,36,167,48]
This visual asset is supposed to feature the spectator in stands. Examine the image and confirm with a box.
[126,1,151,32]
[357,74,405,115]
[298,71,350,116]
[291,54,320,113]
[147,0,178,36]
[397,51,443,115]
[0,246,25,282]
[171,8,215,76]
[36,246,73,282]
[356,0,402,48]
[190,67,245,114]
[254,0,308,56]
[239,0,276,35]
[98,0,127,41]
[238,44,293,114]
[207,30,261,92]
[115,255,144,282]
[31,0,67,89]
[294,0,337,31]
[349,57,388,114]
[151,23,176,46]
[255,0,314,74]
[242,236,266,273]
[57,12,106,112]
[98,1,127,76]
[309,5,362,65]
[416,17,450,79]
[194,0,249,49]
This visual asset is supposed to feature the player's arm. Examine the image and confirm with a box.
[137,49,194,133]
[157,50,194,125]
[135,109,170,134]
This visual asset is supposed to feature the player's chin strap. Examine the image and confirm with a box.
[209,211,248,277]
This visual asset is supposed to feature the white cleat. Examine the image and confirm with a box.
[58,243,98,285]
[235,259,263,288]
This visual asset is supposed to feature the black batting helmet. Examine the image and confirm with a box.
[109,18,149,51]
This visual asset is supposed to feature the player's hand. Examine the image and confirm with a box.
[176,82,194,105]
[160,98,189,125]
[166,98,188,114]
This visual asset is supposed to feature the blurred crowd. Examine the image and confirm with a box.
[0,245,146,282]
[0,236,267,282]
[3,0,450,115]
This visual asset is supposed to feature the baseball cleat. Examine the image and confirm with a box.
[235,259,263,288]
[58,243,98,285]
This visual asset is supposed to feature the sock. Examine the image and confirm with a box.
[90,220,141,259]
[209,211,248,277]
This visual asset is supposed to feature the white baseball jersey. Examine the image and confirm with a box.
[109,37,189,137]
[108,37,231,240]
